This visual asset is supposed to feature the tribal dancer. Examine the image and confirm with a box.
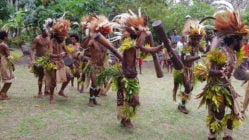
[66,33,81,91]
[0,31,15,100]
[44,19,73,104]
[81,15,122,107]
[173,20,206,114]
[196,11,248,140]
[112,10,163,128]
[30,29,50,98]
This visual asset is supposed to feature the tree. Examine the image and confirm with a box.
[0,0,14,20]
[157,1,215,35]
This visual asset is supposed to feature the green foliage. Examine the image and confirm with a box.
[173,70,183,85]
[123,78,140,100]
[0,0,14,20]
[207,48,227,66]
[34,55,57,72]
[121,103,138,119]
[1,0,244,48]
[96,66,121,86]
[243,11,249,27]
[11,36,26,46]
[194,63,208,83]
[206,113,242,134]
[159,2,215,34]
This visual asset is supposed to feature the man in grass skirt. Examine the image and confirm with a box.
[30,29,50,98]
[196,11,248,140]
[43,19,73,104]
[66,33,82,91]
[173,20,206,114]
[0,30,15,100]
[112,10,163,129]
[81,15,122,107]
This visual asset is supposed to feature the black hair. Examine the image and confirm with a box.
[0,31,8,40]
[70,33,79,42]
[224,35,242,52]
[130,33,138,39]
[223,35,242,46]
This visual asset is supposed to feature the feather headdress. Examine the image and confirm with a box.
[126,8,149,32]
[111,8,149,32]
[81,16,97,31]
[43,12,70,37]
[214,11,248,36]
[95,15,112,34]
[211,0,234,16]
[43,18,56,34]
[111,13,131,28]
[109,8,149,42]
[52,19,70,37]
[182,19,205,38]
[81,15,112,35]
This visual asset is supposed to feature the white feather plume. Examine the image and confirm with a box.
[182,19,200,36]
[43,18,56,34]
[211,0,234,11]
[128,9,137,17]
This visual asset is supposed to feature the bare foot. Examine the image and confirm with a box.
[50,95,55,104]
[178,105,189,114]
[58,90,68,98]
[125,120,135,129]
[36,92,43,98]
[0,94,10,100]
[69,86,75,90]
[50,99,56,104]
[44,90,50,96]
[93,99,101,106]
[100,93,107,96]
[0,94,5,100]
[79,89,84,93]
[88,99,94,107]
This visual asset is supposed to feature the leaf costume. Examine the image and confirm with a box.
[197,10,249,140]
[0,42,14,83]
[197,47,242,136]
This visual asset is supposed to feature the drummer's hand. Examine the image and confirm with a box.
[154,43,164,53]
[160,43,164,49]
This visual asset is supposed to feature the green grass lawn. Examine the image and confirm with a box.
[0,62,249,140]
